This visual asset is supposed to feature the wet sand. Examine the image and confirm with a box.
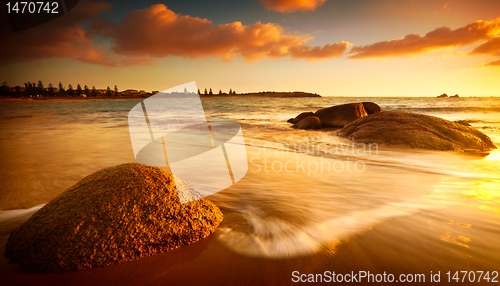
[2,204,498,285]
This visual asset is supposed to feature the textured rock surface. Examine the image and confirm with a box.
[315,103,367,127]
[361,102,381,115]
[287,112,315,124]
[4,163,223,272]
[339,111,497,151]
[293,116,322,130]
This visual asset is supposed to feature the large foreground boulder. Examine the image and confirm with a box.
[293,116,322,130]
[339,111,497,151]
[4,163,223,272]
[315,103,367,127]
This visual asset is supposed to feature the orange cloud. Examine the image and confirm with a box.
[469,37,500,56]
[289,42,351,61]
[258,0,327,13]
[483,59,500,66]
[110,4,348,62]
[443,1,450,11]
[0,2,115,66]
[348,19,500,59]
[1,3,348,66]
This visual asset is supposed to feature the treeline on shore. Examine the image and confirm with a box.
[198,88,237,96]
[0,81,156,99]
[0,81,322,100]
[237,91,321,98]
[199,88,321,98]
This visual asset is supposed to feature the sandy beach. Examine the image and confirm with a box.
[1,196,498,285]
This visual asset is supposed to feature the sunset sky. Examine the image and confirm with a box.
[1,0,500,96]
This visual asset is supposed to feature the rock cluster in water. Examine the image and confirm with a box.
[339,111,496,152]
[4,163,223,272]
[288,102,381,129]
[437,93,460,98]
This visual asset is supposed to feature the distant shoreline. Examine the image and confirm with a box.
[2,94,497,103]
[0,91,322,102]
[200,91,321,98]
[0,98,144,103]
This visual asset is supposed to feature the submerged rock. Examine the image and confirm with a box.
[361,102,381,115]
[339,111,496,151]
[315,103,367,127]
[4,163,223,272]
[287,112,315,124]
[293,116,322,130]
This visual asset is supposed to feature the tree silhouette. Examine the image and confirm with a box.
[84,85,89,96]
[58,82,65,94]
[218,89,222,95]
[204,88,208,95]
[0,82,7,97]
[106,86,111,96]
[48,83,54,96]
[92,86,97,97]
[209,88,213,95]
[67,84,74,96]
[37,80,44,94]
[76,84,82,95]
[114,85,118,96]
[229,88,232,95]
[198,89,201,95]
[25,82,34,95]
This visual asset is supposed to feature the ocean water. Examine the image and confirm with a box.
[0,97,499,284]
